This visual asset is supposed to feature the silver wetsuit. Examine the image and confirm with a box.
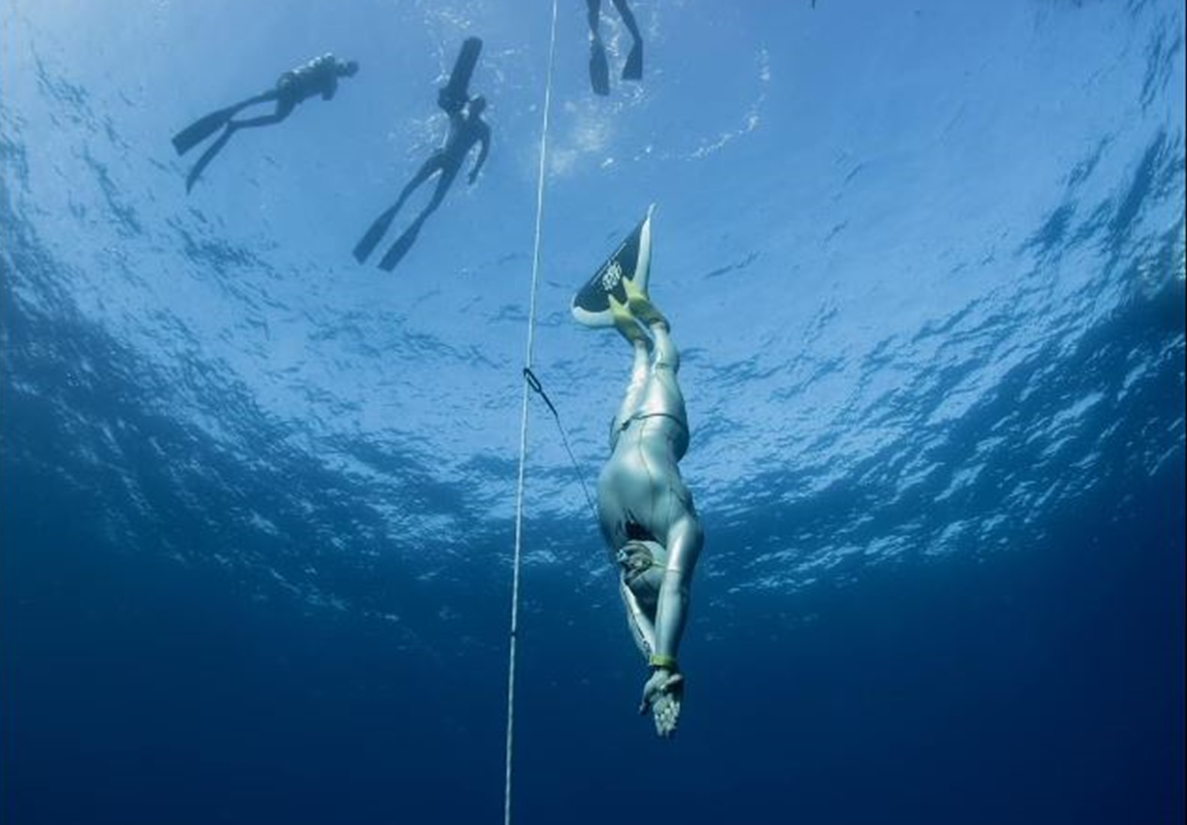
[596,325,703,665]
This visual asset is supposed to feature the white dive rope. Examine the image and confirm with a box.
[505,0,560,823]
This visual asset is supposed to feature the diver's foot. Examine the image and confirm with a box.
[608,294,648,343]
[622,274,667,328]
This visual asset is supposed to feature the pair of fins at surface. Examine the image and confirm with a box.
[590,39,642,96]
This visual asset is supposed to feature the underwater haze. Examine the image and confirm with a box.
[2,1,1184,823]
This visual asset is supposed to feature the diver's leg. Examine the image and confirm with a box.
[397,155,445,211]
[614,336,653,427]
[227,98,295,130]
[420,162,459,217]
[648,318,679,374]
[228,112,286,129]
[638,319,689,440]
[172,91,279,155]
[354,156,442,263]
[613,277,682,420]
[615,276,678,386]
[235,90,281,111]
[377,165,458,271]
[595,338,653,544]
[403,162,459,237]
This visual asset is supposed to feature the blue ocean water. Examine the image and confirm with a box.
[1,1,1184,823]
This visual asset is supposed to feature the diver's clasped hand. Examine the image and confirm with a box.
[639,667,683,738]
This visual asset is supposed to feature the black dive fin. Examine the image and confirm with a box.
[172,106,241,156]
[571,204,656,327]
[354,206,400,263]
[589,43,611,96]
[185,128,234,193]
[438,36,483,113]
[622,41,643,81]
[378,226,420,271]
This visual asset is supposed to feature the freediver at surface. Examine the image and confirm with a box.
[172,53,359,193]
[353,37,490,272]
[585,0,644,96]
[572,207,704,738]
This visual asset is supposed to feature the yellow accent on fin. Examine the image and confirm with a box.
[609,294,648,343]
[622,276,666,327]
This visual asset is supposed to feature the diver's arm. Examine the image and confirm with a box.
[468,122,491,184]
[641,515,698,738]
[619,580,657,660]
[651,513,703,666]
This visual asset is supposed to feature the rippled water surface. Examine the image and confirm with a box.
[2,1,1183,823]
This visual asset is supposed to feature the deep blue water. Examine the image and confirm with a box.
[2,1,1185,823]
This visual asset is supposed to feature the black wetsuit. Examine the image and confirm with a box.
[173,53,355,192]
[352,99,491,271]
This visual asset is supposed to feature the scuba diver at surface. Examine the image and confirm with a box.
[585,0,644,95]
[572,207,704,738]
[172,53,359,193]
[353,38,490,272]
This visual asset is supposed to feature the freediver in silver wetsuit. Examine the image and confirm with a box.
[597,277,704,738]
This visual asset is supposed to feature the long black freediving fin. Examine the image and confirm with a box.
[184,127,235,192]
[438,36,483,114]
[571,204,656,327]
[172,105,240,155]
[589,41,611,96]
[354,205,400,264]
[378,225,420,272]
[622,40,643,81]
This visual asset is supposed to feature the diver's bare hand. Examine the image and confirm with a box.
[639,667,684,738]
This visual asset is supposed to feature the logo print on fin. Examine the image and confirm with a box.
[602,260,624,292]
